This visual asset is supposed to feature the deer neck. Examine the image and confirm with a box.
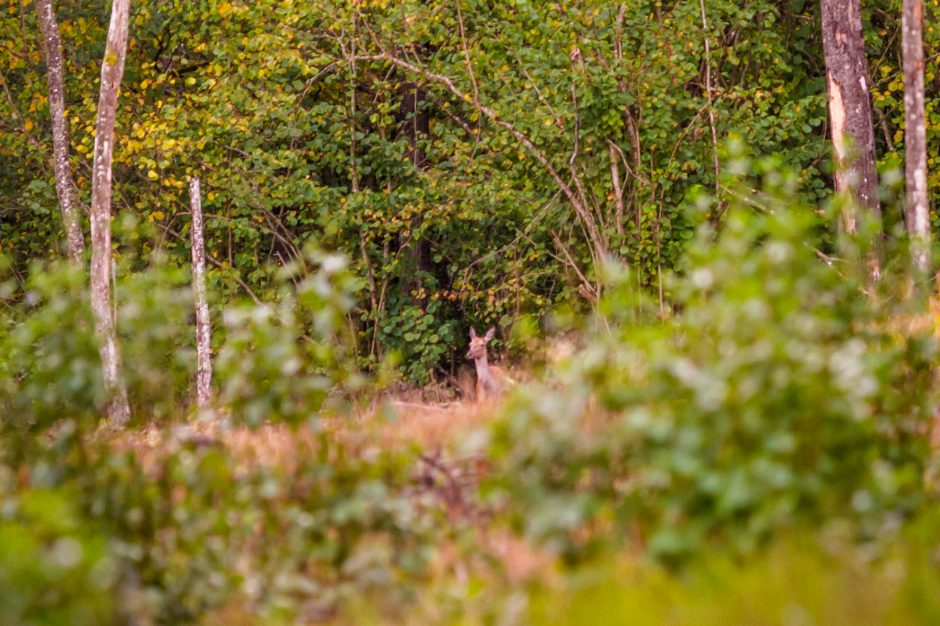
[474,353,492,381]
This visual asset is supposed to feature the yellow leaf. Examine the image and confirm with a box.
[24,119,33,132]
[147,170,158,180]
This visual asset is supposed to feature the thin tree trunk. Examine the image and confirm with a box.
[34,0,84,265]
[821,0,881,246]
[698,0,721,208]
[902,0,931,276]
[189,177,212,409]
[89,0,131,426]
[399,78,432,286]
[608,139,625,235]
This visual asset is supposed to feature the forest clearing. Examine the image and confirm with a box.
[4,0,940,624]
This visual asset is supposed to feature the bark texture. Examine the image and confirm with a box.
[821,0,881,231]
[902,0,931,275]
[89,0,131,426]
[189,177,213,409]
[34,0,84,264]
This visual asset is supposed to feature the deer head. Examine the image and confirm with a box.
[466,326,496,360]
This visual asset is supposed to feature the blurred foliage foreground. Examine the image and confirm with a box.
[2,163,940,624]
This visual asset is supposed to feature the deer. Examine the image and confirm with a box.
[466,326,507,402]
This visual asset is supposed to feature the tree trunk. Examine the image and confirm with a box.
[902,0,931,276]
[89,0,131,426]
[821,0,881,239]
[398,79,432,284]
[189,177,213,409]
[34,0,84,265]
[608,139,625,235]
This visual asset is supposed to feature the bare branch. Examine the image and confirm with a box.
[355,51,607,261]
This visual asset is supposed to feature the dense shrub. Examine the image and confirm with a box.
[73,437,434,623]
[479,167,938,562]
[0,480,116,626]
[215,248,363,426]
[522,525,940,626]
[0,245,360,441]
[0,258,195,442]
[0,250,436,623]
[0,262,104,439]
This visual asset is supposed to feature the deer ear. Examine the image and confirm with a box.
[484,326,496,341]
[469,327,478,339]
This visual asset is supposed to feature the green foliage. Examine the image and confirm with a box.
[3,0,905,380]
[480,167,937,563]
[116,260,198,420]
[350,517,940,625]
[0,482,116,626]
[216,248,361,426]
[376,297,459,385]
[0,256,196,438]
[0,262,104,439]
[0,248,430,624]
[523,527,940,626]
[0,246,359,433]
[2,0,940,623]
[73,436,433,623]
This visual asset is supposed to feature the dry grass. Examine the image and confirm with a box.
[106,385,559,604]
[108,414,320,476]
[359,397,499,451]
[105,381,509,487]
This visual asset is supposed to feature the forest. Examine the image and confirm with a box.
[2,0,940,623]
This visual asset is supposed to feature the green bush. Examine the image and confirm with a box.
[216,248,363,426]
[0,479,116,626]
[67,433,434,624]
[0,261,104,441]
[362,521,940,626]
[0,258,195,439]
[0,248,433,623]
[115,260,197,421]
[479,166,937,562]
[524,525,940,626]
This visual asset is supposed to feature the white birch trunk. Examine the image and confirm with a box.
[189,177,213,409]
[902,0,931,276]
[34,0,84,265]
[89,0,131,426]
